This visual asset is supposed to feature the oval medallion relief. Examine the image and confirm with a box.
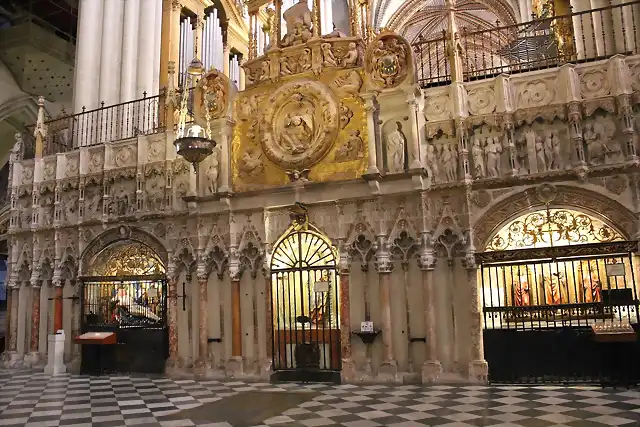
[259,80,339,170]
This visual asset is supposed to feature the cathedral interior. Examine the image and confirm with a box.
[0,0,640,387]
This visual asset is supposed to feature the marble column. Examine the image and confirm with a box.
[229,272,244,373]
[262,272,273,375]
[137,0,158,97]
[223,45,231,78]
[152,0,163,96]
[338,255,354,381]
[218,119,233,194]
[73,0,105,112]
[362,93,380,176]
[167,275,180,367]
[120,0,140,103]
[312,0,321,37]
[99,0,124,106]
[4,286,12,352]
[53,282,63,333]
[29,281,41,362]
[7,285,18,352]
[375,238,397,380]
[195,273,209,369]
[418,232,442,382]
[463,252,488,383]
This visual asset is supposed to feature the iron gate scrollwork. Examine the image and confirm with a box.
[270,217,340,382]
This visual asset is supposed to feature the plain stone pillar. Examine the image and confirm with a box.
[338,258,354,381]
[375,242,398,381]
[137,0,158,98]
[195,274,209,369]
[120,0,140,103]
[418,235,443,383]
[99,0,124,106]
[362,94,380,175]
[73,0,105,112]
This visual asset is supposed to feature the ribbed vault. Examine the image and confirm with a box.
[379,0,519,43]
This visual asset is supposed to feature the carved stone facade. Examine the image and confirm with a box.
[4,29,640,384]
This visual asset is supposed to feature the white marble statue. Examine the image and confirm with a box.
[282,0,312,46]
[425,143,439,183]
[550,131,562,170]
[472,138,485,178]
[321,43,337,67]
[386,122,406,173]
[485,136,502,178]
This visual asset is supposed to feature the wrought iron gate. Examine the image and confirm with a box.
[270,224,341,383]
[80,275,168,374]
[478,241,640,385]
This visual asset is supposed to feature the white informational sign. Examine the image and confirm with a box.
[361,321,374,332]
[314,281,329,293]
[605,263,626,277]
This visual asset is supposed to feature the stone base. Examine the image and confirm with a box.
[67,355,81,374]
[25,351,41,368]
[341,358,356,383]
[44,332,67,375]
[468,359,489,383]
[377,359,400,383]
[165,356,185,375]
[226,356,244,377]
[193,358,211,374]
[259,357,272,381]
[3,351,24,369]
[421,360,443,384]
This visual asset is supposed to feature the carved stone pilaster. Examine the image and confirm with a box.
[567,102,587,172]
[461,248,488,383]
[455,120,470,181]
[500,115,519,176]
[616,94,638,162]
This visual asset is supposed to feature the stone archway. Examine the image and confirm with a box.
[79,225,168,276]
[472,185,637,251]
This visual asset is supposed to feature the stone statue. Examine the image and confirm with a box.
[260,60,271,82]
[442,143,458,182]
[485,136,502,177]
[550,131,562,170]
[335,130,364,162]
[584,123,602,165]
[535,135,547,172]
[282,0,312,46]
[281,111,313,155]
[280,56,293,75]
[424,143,439,183]
[386,122,406,173]
[206,150,219,194]
[239,147,264,177]
[472,137,485,178]
[543,131,553,169]
[264,7,276,51]
[321,43,337,67]
[342,42,359,67]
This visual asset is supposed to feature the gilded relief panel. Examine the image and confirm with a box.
[232,69,368,192]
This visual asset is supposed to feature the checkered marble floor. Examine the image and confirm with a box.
[0,370,639,427]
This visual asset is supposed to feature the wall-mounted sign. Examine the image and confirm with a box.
[606,263,625,277]
[314,281,329,293]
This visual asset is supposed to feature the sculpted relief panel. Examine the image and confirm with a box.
[232,73,367,191]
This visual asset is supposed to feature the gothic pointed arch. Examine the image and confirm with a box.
[473,185,637,251]
[79,225,168,276]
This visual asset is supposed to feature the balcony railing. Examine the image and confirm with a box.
[23,94,164,159]
[413,1,640,87]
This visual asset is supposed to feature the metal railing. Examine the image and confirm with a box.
[413,1,640,87]
[23,94,164,159]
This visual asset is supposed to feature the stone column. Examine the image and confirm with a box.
[418,232,442,382]
[312,0,321,38]
[223,45,231,78]
[406,91,423,171]
[374,236,397,380]
[194,272,209,369]
[218,119,233,194]
[362,93,380,176]
[591,0,615,57]
[120,0,140,103]
[73,0,105,112]
[261,265,273,377]
[4,285,13,353]
[231,276,243,357]
[338,253,354,381]
[463,251,488,383]
[29,280,41,364]
[98,0,124,106]
[166,267,181,368]
[7,283,18,352]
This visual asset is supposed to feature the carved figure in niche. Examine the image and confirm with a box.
[64,195,78,223]
[485,136,502,177]
[260,60,271,81]
[342,42,358,67]
[584,123,603,165]
[443,143,458,182]
[386,121,406,173]
[239,147,264,177]
[206,150,219,194]
[424,143,439,183]
[335,130,364,162]
[535,135,547,172]
[300,48,312,71]
[543,131,553,168]
[550,131,563,170]
[280,56,293,75]
[42,196,54,226]
[321,43,337,67]
[145,176,164,211]
[332,70,362,97]
[472,138,485,178]
[282,111,313,154]
[85,190,102,217]
[595,120,622,164]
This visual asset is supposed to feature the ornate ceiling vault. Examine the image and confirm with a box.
[379,0,519,43]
